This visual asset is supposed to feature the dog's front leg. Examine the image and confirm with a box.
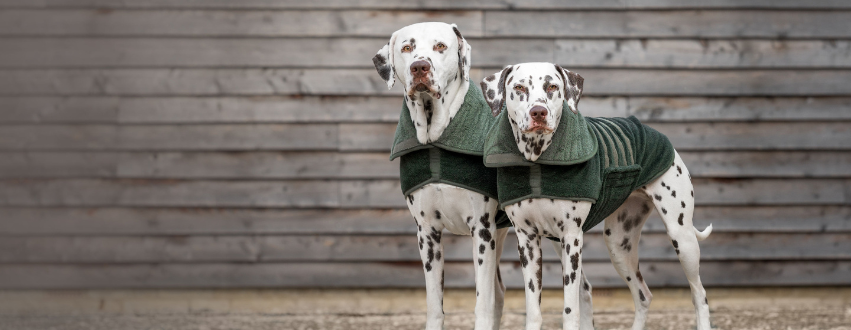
[551,240,594,330]
[515,225,544,330]
[470,206,503,330]
[560,202,591,330]
[414,215,446,330]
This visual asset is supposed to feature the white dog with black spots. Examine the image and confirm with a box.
[481,62,713,330]
[373,22,509,330]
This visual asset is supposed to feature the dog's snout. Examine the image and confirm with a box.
[410,60,431,76]
[530,106,548,121]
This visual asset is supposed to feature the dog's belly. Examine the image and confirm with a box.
[408,183,498,236]
[505,198,594,238]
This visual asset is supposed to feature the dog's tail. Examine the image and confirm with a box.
[693,223,713,241]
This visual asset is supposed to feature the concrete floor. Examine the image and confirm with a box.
[1,288,849,330]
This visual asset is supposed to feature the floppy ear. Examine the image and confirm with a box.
[480,65,514,116]
[372,32,398,89]
[451,24,471,82]
[555,64,584,114]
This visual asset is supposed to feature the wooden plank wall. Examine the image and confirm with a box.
[0,0,849,289]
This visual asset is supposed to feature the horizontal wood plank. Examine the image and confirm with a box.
[485,11,851,38]
[2,0,850,9]
[0,10,483,37]
[3,69,851,96]
[2,122,847,151]
[1,260,849,289]
[1,232,848,263]
[2,151,850,179]
[0,178,847,208]
[5,96,851,124]
[3,38,851,69]
[1,206,848,236]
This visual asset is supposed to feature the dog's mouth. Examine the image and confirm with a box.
[524,123,553,134]
[408,82,440,98]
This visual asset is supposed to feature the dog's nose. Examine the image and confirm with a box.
[410,60,431,76]
[530,106,548,121]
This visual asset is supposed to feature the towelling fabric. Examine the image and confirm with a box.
[390,81,511,228]
[483,102,675,232]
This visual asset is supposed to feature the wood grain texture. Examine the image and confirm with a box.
[486,11,851,38]
[4,69,851,96]
[2,0,850,9]
[3,151,849,179]
[0,261,849,289]
[4,38,851,68]
[0,10,483,37]
[2,122,849,151]
[5,96,851,124]
[0,178,847,208]
[2,206,848,236]
[1,232,848,263]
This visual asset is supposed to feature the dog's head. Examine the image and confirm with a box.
[481,63,583,160]
[372,22,471,100]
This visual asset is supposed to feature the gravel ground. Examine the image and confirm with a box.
[2,306,850,330]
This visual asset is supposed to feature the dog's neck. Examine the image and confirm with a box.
[407,78,468,144]
[511,125,555,162]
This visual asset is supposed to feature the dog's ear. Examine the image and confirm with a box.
[373,31,399,90]
[480,65,514,116]
[451,24,471,83]
[555,64,583,114]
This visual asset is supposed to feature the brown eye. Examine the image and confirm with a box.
[548,84,559,92]
[514,85,525,92]
[402,45,412,53]
[435,43,447,51]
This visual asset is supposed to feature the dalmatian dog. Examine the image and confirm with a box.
[481,63,713,330]
[373,22,509,330]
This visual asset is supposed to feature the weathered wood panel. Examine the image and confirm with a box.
[2,206,848,236]
[3,10,851,38]
[4,69,851,96]
[1,232,848,263]
[4,151,849,179]
[486,11,851,38]
[0,10,484,37]
[2,0,850,9]
[1,261,849,289]
[4,38,851,68]
[5,122,848,151]
[5,96,851,124]
[0,178,847,208]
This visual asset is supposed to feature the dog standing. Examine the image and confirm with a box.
[480,62,713,330]
[373,22,510,330]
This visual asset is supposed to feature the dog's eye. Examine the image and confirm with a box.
[434,43,447,51]
[514,85,525,92]
[547,84,559,92]
[402,45,412,53]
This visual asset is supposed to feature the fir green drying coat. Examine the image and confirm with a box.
[483,103,675,232]
[390,82,511,228]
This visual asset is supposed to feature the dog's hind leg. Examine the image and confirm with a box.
[603,194,654,330]
[641,151,712,330]
[550,240,594,330]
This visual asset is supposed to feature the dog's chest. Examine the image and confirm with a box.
[506,198,593,239]
[409,183,496,236]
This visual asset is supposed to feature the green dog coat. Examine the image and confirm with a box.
[483,102,675,232]
[390,81,511,228]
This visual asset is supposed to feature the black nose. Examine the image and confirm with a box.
[530,106,548,121]
[410,60,431,76]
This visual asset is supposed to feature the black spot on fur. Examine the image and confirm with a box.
[479,244,486,254]
[627,276,631,281]
[605,229,611,236]
[639,290,646,301]
[636,270,644,283]
[480,213,491,228]
[420,211,425,217]
[571,252,579,271]
[654,194,662,201]
[565,307,571,314]
[682,201,686,208]
[406,194,414,205]
[372,53,391,81]
[661,207,667,215]
[490,240,496,250]
[478,258,483,265]
[620,237,632,252]
[434,210,441,219]
[479,229,492,242]
[584,281,590,291]
[574,239,579,246]
[677,166,682,174]
[573,217,582,227]
[436,250,441,261]
[671,190,676,197]
[528,279,535,292]
[484,195,489,202]
[678,213,684,226]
